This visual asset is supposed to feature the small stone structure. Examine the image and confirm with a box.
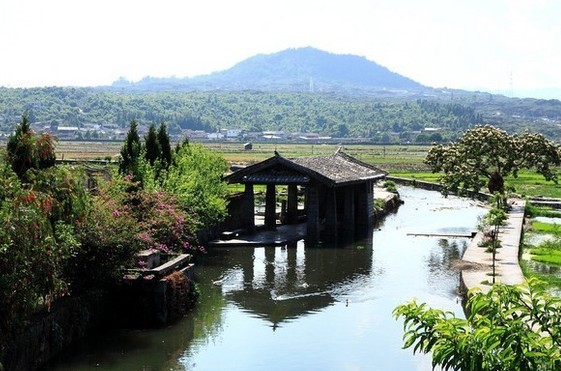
[224,149,387,241]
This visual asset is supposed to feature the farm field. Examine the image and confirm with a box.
[55,140,431,170]
[53,140,561,198]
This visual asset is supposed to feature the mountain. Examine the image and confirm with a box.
[110,47,426,94]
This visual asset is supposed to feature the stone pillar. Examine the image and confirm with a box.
[265,184,276,230]
[243,183,255,232]
[287,184,299,224]
[342,186,355,231]
[306,185,320,242]
[324,187,338,236]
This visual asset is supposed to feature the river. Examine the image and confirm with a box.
[45,186,487,371]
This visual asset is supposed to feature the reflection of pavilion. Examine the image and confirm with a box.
[221,238,374,329]
[224,149,386,241]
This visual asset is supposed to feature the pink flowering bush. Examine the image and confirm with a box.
[129,188,200,255]
[68,176,139,291]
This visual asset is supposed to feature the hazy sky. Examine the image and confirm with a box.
[1,0,560,98]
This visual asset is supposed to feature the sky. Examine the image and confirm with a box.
[1,0,561,99]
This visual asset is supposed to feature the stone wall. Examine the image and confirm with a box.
[1,266,196,371]
[1,295,102,371]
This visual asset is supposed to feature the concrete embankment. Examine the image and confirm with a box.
[459,199,526,294]
[386,176,491,202]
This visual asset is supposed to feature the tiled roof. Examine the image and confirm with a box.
[225,150,387,187]
[289,152,386,185]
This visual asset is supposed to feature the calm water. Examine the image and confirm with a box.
[46,187,486,371]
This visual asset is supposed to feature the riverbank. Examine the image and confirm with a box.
[459,199,526,294]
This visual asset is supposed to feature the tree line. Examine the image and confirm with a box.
[0,87,487,141]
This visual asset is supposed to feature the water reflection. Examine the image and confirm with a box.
[45,187,488,371]
[217,238,375,329]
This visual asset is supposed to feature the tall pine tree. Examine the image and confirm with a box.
[119,120,141,179]
[6,113,56,181]
[144,124,161,166]
[157,122,172,170]
[7,114,36,179]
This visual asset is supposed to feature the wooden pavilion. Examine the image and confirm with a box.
[224,149,387,241]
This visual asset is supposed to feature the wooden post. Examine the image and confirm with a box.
[265,184,276,230]
[287,184,299,224]
[243,183,255,232]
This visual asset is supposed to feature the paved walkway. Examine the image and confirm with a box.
[460,199,526,293]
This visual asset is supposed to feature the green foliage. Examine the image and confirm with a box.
[426,125,561,195]
[525,203,561,218]
[164,142,228,229]
[6,114,56,180]
[382,180,397,193]
[0,163,84,342]
[118,120,141,181]
[68,176,139,292]
[144,124,160,166]
[527,235,561,266]
[157,122,172,170]
[394,279,561,370]
[531,221,561,235]
[0,88,485,141]
[529,249,561,265]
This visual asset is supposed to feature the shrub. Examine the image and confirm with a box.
[0,164,82,344]
[394,279,561,370]
[131,188,200,254]
[164,142,228,229]
[383,180,397,193]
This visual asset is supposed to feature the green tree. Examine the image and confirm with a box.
[118,120,141,180]
[157,122,172,170]
[425,125,561,194]
[484,193,508,281]
[6,114,56,181]
[6,114,35,179]
[394,279,561,370]
[0,163,84,343]
[144,124,160,166]
[163,142,228,231]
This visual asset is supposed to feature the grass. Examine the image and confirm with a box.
[520,259,561,288]
[525,203,561,218]
[530,221,561,234]
[528,249,561,265]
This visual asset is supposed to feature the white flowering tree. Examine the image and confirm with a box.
[425,125,561,194]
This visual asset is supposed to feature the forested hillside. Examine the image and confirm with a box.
[0,87,485,141]
[1,86,560,141]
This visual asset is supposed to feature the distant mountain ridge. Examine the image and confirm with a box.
[111,47,426,93]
